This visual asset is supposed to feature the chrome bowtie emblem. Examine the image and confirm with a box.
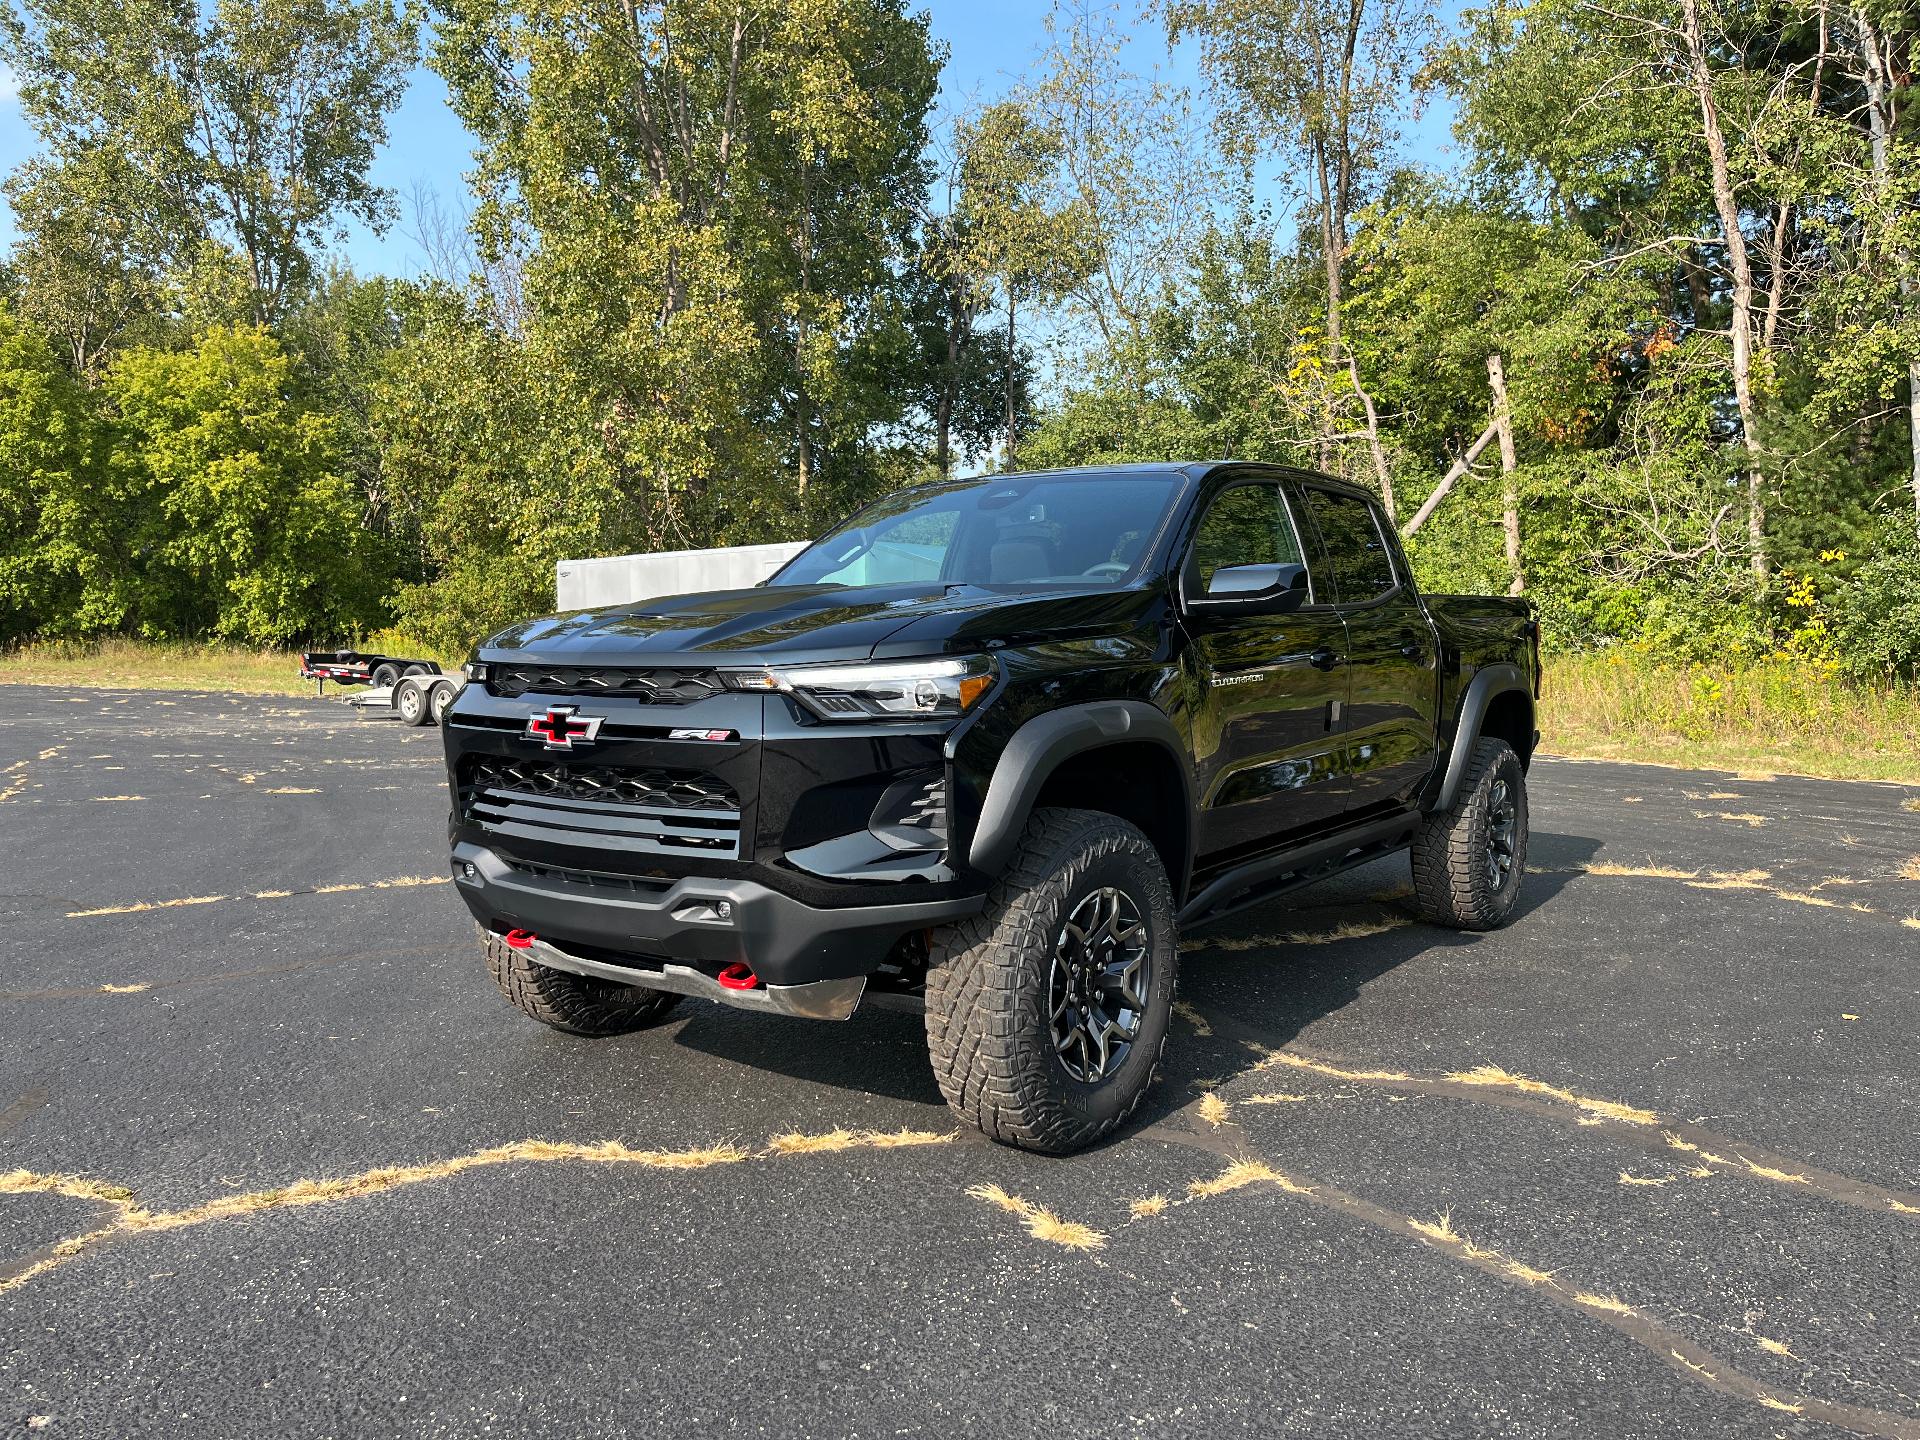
[524,705,604,750]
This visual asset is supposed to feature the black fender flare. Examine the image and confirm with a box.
[1432,662,1531,812]
[967,701,1193,884]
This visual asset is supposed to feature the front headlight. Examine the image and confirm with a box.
[722,655,997,721]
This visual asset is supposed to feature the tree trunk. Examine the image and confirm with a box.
[1346,350,1395,521]
[1852,5,1918,532]
[1911,359,1920,533]
[1400,418,1503,539]
[1680,0,1767,579]
[1487,353,1524,595]
[935,320,958,477]
[1004,285,1017,469]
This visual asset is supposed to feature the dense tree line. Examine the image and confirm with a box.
[0,0,1915,677]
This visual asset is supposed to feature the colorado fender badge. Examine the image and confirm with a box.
[524,706,604,750]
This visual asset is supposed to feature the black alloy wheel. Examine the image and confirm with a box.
[1048,886,1151,1083]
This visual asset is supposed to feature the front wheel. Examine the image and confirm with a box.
[429,681,457,725]
[1410,737,1528,930]
[925,808,1177,1154]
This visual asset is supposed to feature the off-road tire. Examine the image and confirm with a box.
[1411,737,1528,930]
[484,929,682,1036]
[370,662,401,690]
[395,680,431,726]
[925,807,1177,1154]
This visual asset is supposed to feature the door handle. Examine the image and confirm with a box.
[1309,648,1343,671]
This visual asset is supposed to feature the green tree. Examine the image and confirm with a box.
[431,0,939,545]
[105,326,381,641]
[1,0,418,333]
[0,301,121,640]
[951,100,1091,467]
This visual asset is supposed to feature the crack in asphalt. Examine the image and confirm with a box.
[0,1128,957,1295]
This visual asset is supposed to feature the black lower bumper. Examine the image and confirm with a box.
[450,841,983,989]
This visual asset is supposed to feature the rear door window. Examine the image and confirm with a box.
[1300,488,1397,605]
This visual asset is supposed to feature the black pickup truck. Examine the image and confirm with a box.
[442,463,1540,1152]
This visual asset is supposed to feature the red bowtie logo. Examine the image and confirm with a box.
[524,706,604,750]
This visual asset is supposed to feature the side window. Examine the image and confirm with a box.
[1187,483,1313,599]
[1301,489,1396,604]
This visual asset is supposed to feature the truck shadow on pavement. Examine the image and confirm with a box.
[665,831,1605,1133]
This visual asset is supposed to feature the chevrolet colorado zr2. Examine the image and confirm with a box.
[442,463,1540,1153]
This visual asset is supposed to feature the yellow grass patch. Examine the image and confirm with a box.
[1501,1258,1555,1286]
[1757,1397,1804,1415]
[88,794,144,802]
[1573,1292,1637,1316]
[1197,1092,1229,1128]
[1737,1156,1808,1185]
[1443,1065,1659,1126]
[965,1183,1106,1251]
[1242,1093,1312,1105]
[1409,1211,1460,1244]
[1254,1051,1411,1083]
[1186,1158,1313,1198]
[1171,999,1212,1036]
[1183,917,1405,952]
[264,787,320,795]
[1617,1171,1672,1187]
[1584,861,1700,880]
[1754,1336,1798,1360]
[1129,1194,1169,1219]
[1903,916,1920,931]
[765,1128,951,1155]
[66,894,226,917]
[1696,811,1769,827]
[1899,856,1920,881]
[1671,1350,1716,1380]
[1889,1198,1920,1216]
[96,983,149,994]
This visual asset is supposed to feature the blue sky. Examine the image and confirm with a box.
[0,0,1462,275]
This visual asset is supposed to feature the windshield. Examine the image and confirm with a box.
[771,473,1185,589]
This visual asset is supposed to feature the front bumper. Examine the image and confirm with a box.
[509,930,871,1020]
[452,840,983,995]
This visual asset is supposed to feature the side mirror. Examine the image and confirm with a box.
[1199,562,1310,613]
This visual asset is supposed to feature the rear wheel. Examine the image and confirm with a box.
[484,930,682,1036]
[370,662,400,690]
[925,808,1176,1154]
[403,663,431,676]
[1410,737,1528,930]
[429,680,457,725]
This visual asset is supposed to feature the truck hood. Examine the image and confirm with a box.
[480,582,1163,667]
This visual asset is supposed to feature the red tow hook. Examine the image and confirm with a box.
[716,962,759,991]
[503,929,536,950]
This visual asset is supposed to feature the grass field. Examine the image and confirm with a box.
[0,638,456,697]
[1539,654,1920,784]
[4,640,1917,784]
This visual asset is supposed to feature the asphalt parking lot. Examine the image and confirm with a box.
[3,684,1919,1438]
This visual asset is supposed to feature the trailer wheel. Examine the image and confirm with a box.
[429,680,457,725]
[395,679,432,726]
[403,663,431,676]
[370,662,401,690]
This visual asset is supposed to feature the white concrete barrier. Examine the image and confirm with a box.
[555,541,810,611]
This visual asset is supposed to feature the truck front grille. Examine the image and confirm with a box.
[487,666,722,704]
[461,756,741,859]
